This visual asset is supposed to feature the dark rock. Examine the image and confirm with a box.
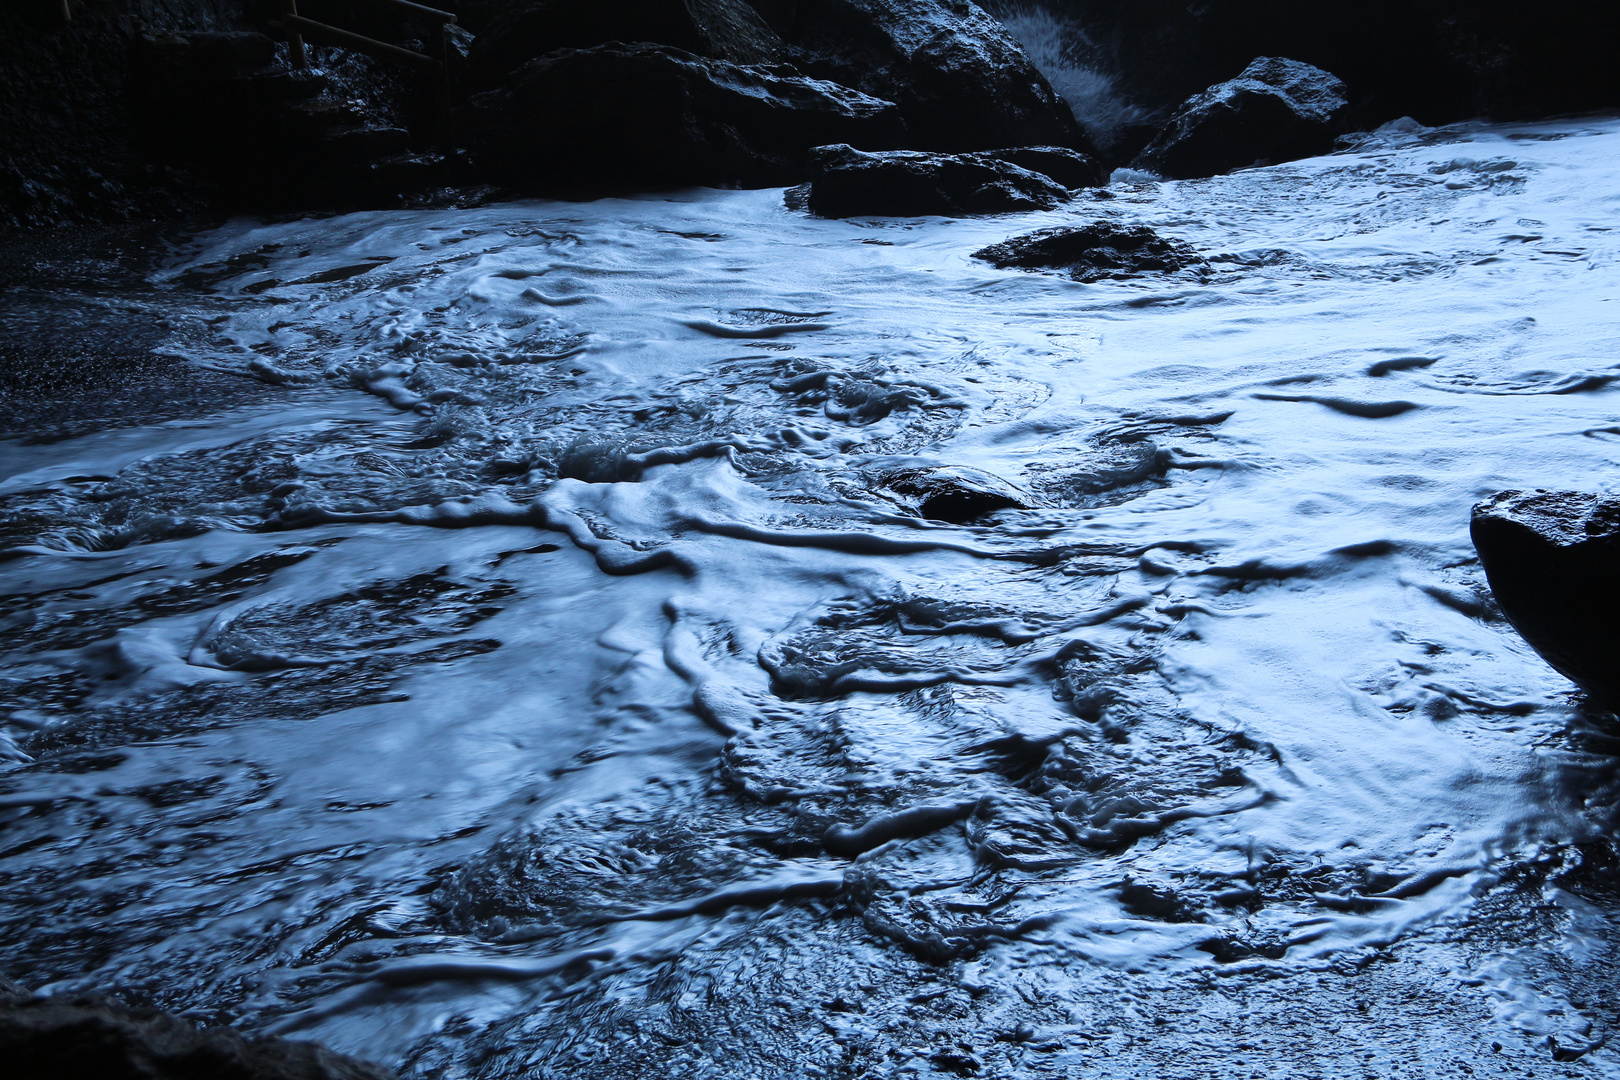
[762,0,1094,153]
[463,43,902,189]
[465,0,783,89]
[0,989,399,1080]
[972,222,1206,282]
[805,143,1069,218]
[983,145,1104,189]
[1040,0,1620,129]
[0,1,459,227]
[1470,490,1620,710]
[1133,56,1347,179]
[879,464,1034,522]
[1102,121,1162,169]
[135,31,277,82]
[1118,881,1196,922]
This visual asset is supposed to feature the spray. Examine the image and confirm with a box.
[992,4,1149,152]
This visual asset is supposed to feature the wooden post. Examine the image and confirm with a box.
[282,0,307,69]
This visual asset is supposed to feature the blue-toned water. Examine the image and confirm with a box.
[2,115,1618,1077]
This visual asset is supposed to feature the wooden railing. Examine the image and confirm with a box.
[269,0,457,75]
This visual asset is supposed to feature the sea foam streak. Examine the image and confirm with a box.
[1,116,1618,1075]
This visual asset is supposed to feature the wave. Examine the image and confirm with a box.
[993,3,1150,152]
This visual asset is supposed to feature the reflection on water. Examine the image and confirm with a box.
[2,116,1619,1077]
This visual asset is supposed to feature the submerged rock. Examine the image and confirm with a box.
[0,982,397,1080]
[1471,490,1620,709]
[972,222,1206,282]
[462,44,902,189]
[466,0,784,89]
[1134,57,1348,180]
[804,143,1069,218]
[879,464,1034,522]
[762,0,1094,153]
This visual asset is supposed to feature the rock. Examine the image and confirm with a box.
[1038,1,1620,129]
[462,43,903,189]
[135,31,276,82]
[972,222,1206,282]
[878,464,1034,522]
[1133,56,1347,179]
[762,0,1094,153]
[0,988,399,1080]
[465,0,783,89]
[804,143,1069,218]
[1470,490,1620,709]
[983,145,1104,189]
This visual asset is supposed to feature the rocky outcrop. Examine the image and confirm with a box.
[762,0,1093,154]
[463,44,903,189]
[465,0,784,89]
[1133,57,1347,179]
[1043,0,1620,129]
[133,28,443,209]
[983,146,1104,190]
[803,143,1071,217]
[1470,490,1620,710]
[0,978,398,1080]
[0,0,452,228]
[973,222,1206,282]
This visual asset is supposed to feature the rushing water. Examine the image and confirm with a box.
[2,115,1619,1078]
[992,5,1149,153]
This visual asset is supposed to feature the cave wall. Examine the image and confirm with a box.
[0,0,259,227]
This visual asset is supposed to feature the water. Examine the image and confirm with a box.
[2,116,1619,1077]
[992,5,1149,152]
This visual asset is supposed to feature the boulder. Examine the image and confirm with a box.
[1034,0,1620,129]
[804,143,1070,218]
[983,145,1104,189]
[1133,56,1348,180]
[462,44,903,188]
[465,0,784,89]
[762,0,1094,153]
[878,465,1034,522]
[1470,490,1620,710]
[973,222,1206,282]
[0,987,398,1080]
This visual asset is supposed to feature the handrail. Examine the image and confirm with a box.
[267,0,458,146]
[272,12,443,70]
[271,0,456,74]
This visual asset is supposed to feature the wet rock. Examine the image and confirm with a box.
[804,143,1069,218]
[983,145,1105,189]
[1470,490,1620,710]
[879,464,1034,522]
[1041,1,1620,129]
[462,43,903,189]
[0,985,398,1080]
[760,0,1094,153]
[1133,57,1348,179]
[1118,880,1197,921]
[972,222,1206,282]
[465,0,784,89]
